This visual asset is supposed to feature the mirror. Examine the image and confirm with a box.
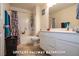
[49,3,79,31]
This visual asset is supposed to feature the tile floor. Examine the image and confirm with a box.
[17,43,51,56]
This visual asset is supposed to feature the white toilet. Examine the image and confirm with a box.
[20,34,39,46]
[31,36,39,46]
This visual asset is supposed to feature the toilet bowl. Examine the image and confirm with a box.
[31,36,39,46]
[20,35,39,45]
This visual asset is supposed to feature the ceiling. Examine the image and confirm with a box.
[10,3,76,15]
[49,3,76,14]
[10,3,45,11]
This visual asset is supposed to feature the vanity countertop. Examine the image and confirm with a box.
[41,31,79,35]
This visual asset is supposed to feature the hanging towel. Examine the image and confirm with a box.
[5,10,11,38]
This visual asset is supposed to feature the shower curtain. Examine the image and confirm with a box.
[11,11,18,36]
[11,10,20,44]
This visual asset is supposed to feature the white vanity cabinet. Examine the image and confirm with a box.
[40,32,79,56]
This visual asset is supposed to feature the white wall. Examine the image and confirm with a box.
[34,4,49,33]
[40,4,49,31]
[35,5,41,34]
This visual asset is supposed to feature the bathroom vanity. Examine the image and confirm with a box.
[39,31,79,56]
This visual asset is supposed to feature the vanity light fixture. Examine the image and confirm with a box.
[47,1,56,7]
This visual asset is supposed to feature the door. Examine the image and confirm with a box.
[0,4,5,56]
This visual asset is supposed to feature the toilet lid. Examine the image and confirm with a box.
[31,36,39,40]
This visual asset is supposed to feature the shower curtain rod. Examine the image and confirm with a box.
[7,9,31,14]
